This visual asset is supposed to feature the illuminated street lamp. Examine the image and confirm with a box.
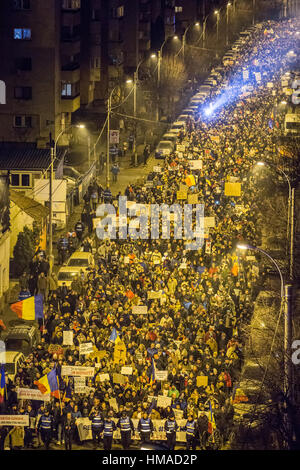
[226,3,232,46]
[157,35,180,87]
[181,22,201,61]
[215,10,220,43]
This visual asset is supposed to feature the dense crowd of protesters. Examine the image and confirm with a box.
[0,18,298,450]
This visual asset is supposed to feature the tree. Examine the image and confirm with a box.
[13,223,41,277]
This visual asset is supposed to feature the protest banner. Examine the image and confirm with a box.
[109,398,119,412]
[61,366,95,377]
[112,373,126,385]
[63,330,73,346]
[155,371,168,381]
[204,217,215,228]
[76,418,188,442]
[121,366,133,375]
[17,388,50,402]
[132,305,148,314]
[196,376,208,387]
[0,415,29,427]
[157,396,172,408]
[98,373,110,382]
[188,194,198,204]
[189,160,203,170]
[176,190,187,200]
[79,342,94,356]
[224,182,241,197]
[148,291,161,300]
[113,341,127,365]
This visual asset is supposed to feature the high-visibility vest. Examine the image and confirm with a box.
[186,420,196,436]
[39,415,52,430]
[91,414,103,429]
[103,420,114,436]
[140,418,151,433]
[120,417,131,432]
[165,420,176,434]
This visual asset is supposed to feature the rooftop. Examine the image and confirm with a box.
[0,143,66,171]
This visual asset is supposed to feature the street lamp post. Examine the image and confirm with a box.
[182,22,200,62]
[226,3,232,46]
[252,0,256,25]
[156,36,178,120]
[202,15,209,49]
[215,10,220,44]
[237,244,292,428]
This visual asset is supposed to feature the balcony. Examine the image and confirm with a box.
[61,94,80,113]
[61,68,80,82]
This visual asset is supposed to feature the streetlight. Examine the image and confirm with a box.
[215,10,220,43]
[202,14,209,48]
[181,22,201,61]
[157,35,179,88]
[49,124,85,272]
[226,3,232,46]
[252,0,256,24]
[255,161,293,280]
[236,244,292,411]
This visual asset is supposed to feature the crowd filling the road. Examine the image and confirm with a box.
[0,17,299,451]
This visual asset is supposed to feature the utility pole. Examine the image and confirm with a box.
[252,0,256,25]
[87,135,91,168]
[157,50,161,122]
[290,188,295,280]
[49,133,54,274]
[106,95,111,188]
[133,71,138,166]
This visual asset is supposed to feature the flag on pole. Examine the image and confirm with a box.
[208,401,216,434]
[109,328,118,342]
[0,365,5,403]
[62,377,72,402]
[10,294,44,320]
[34,368,59,399]
[150,358,156,386]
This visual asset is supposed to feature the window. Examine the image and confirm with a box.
[91,9,101,21]
[15,57,32,71]
[14,28,31,40]
[11,174,20,186]
[13,0,31,10]
[0,81,6,104]
[117,6,124,17]
[62,0,80,9]
[175,6,183,13]
[14,115,32,127]
[61,82,72,96]
[21,174,30,186]
[91,57,101,69]
[14,86,32,99]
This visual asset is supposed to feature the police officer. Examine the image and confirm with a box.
[57,236,68,265]
[138,412,153,444]
[38,407,53,450]
[184,414,198,450]
[75,221,85,242]
[102,411,116,450]
[164,415,178,450]
[117,411,135,450]
[89,406,103,449]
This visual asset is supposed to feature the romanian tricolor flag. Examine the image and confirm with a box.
[10,294,44,320]
[150,358,156,386]
[185,175,196,188]
[34,368,60,399]
[0,365,5,403]
[208,401,216,434]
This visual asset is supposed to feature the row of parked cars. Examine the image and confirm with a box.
[155,25,261,159]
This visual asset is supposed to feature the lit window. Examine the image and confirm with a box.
[61,82,72,96]
[0,81,6,104]
[14,28,31,40]
[62,0,80,9]
[13,0,31,10]
[117,6,124,17]
[175,6,183,13]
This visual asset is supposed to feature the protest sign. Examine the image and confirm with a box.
[155,371,168,381]
[132,305,148,314]
[99,373,110,382]
[174,409,184,420]
[61,366,95,377]
[0,415,29,427]
[79,342,94,356]
[109,398,119,412]
[148,291,161,300]
[224,182,241,197]
[121,366,133,375]
[113,341,127,365]
[189,160,203,170]
[63,330,73,346]
[204,217,215,228]
[188,194,198,204]
[157,396,172,408]
[112,373,126,385]
[153,166,162,173]
[177,190,187,200]
[176,144,185,152]
[17,388,50,402]
[196,376,208,387]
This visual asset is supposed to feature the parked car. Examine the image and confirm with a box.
[3,352,25,382]
[4,324,40,357]
[162,133,178,147]
[155,140,174,159]
[63,165,82,180]
[66,251,94,272]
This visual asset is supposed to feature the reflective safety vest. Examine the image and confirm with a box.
[91,414,103,429]
[39,415,52,431]
[103,420,115,436]
[140,418,151,433]
[120,417,131,432]
[165,419,176,434]
[186,420,196,436]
